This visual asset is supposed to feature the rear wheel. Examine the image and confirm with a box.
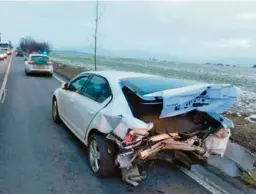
[25,69,30,76]
[88,134,116,177]
[52,98,61,124]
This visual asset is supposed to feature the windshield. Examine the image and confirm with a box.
[121,77,196,95]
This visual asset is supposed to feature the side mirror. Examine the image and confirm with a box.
[62,83,69,90]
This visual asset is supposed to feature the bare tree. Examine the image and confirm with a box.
[93,0,104,71]
[19,36,50,54]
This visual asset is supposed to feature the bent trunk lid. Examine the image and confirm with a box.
[142,84,241,118]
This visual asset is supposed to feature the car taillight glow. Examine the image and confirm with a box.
[28,60,34,64]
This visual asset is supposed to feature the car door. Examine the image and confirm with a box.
[58,75,91,129]
[69,75,112,138]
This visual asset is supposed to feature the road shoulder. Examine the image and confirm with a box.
[0,56,12,103]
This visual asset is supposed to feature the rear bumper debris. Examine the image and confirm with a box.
[107,124,234,186]
[106,113,255,186]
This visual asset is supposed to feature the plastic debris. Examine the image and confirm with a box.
[121,164,146,187]
[203,128,231,157]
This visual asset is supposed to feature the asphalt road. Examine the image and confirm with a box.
[0,56,210,194]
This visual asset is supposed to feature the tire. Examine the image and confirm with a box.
[52,98,61,124]
[25,69,30,76]
[88,134,116,177]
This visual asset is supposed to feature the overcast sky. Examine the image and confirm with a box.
[1,1,256,63]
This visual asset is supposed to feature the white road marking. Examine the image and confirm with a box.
[53,73,65,84]
[0,54,13,104]
[179,166,230,194]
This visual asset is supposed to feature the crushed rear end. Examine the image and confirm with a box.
[102,83,250,186]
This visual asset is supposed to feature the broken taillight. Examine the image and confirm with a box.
[123,129,150,148]
[124,132,134,143]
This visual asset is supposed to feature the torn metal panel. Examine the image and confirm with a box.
[102,114,153,140]
[208,141,255,177]
[225,141,255,173]
[157,84,241,118]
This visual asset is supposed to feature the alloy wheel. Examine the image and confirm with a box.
[89,139,100,172]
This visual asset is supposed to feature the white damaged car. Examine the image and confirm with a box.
[52,71,241,182]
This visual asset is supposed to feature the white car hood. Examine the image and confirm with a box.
[146,84,241,118]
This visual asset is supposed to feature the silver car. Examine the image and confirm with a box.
[25,54,53,76]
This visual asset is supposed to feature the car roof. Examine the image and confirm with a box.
[82,70,158,81]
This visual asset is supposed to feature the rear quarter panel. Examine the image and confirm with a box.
[84,91,134,145]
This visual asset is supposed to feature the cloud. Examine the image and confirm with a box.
[39,17,49,22]
[79,22,92,28]
[202,39,251,49]
[237,13,256,21]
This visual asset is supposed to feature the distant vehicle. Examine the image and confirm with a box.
[16,50,23,57]
[7,50,12,55]
[25,54,53,76]
[0,50,5,60]
[3,52,7,59]
[0,41,10,51]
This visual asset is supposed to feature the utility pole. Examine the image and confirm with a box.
[94,0,99,71]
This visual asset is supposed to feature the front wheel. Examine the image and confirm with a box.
[88,134,116,177]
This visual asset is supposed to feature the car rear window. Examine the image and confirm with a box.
[121,76,196,95]
[31,56,49,64]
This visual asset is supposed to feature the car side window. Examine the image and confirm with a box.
[82,75,111,103]
[68,76,90,93]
